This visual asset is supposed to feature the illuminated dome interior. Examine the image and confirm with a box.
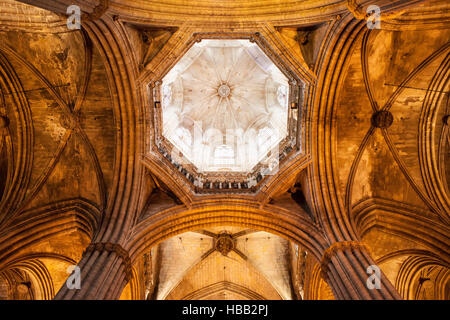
[161,39,289,173]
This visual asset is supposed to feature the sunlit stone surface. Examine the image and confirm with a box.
[161,39,289,172]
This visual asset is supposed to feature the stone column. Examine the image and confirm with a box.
[320,241,402,300]
[54,242,132,300]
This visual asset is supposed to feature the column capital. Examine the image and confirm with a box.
[83,242,132,280]
[320,241,370,279]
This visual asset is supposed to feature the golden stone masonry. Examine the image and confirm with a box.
[0,0,448,300]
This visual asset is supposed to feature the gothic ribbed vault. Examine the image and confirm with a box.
[0,0,448,301]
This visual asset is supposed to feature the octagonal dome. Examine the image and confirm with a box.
[161,39,289,173]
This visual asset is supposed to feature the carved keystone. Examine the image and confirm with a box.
[371,110,393,129]
[215,233,235,256]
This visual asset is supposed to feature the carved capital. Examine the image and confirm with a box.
[82,0,109,21]
[320,241,370,279]
[84,242,132,280]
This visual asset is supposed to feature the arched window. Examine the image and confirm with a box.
[277,85,288,107]
[257,127,275,153]
[162,84,172,107]
[173,127,192,153]
[213,145,235,166]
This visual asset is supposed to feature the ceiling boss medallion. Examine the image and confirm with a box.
[152,36,305,193]
[218,84,231,98]
[215,233,235,256]
[371,110,394,129]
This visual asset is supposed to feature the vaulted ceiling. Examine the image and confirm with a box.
[0,0,448,300]
[160,39,289,173]
[154,227,292,300]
